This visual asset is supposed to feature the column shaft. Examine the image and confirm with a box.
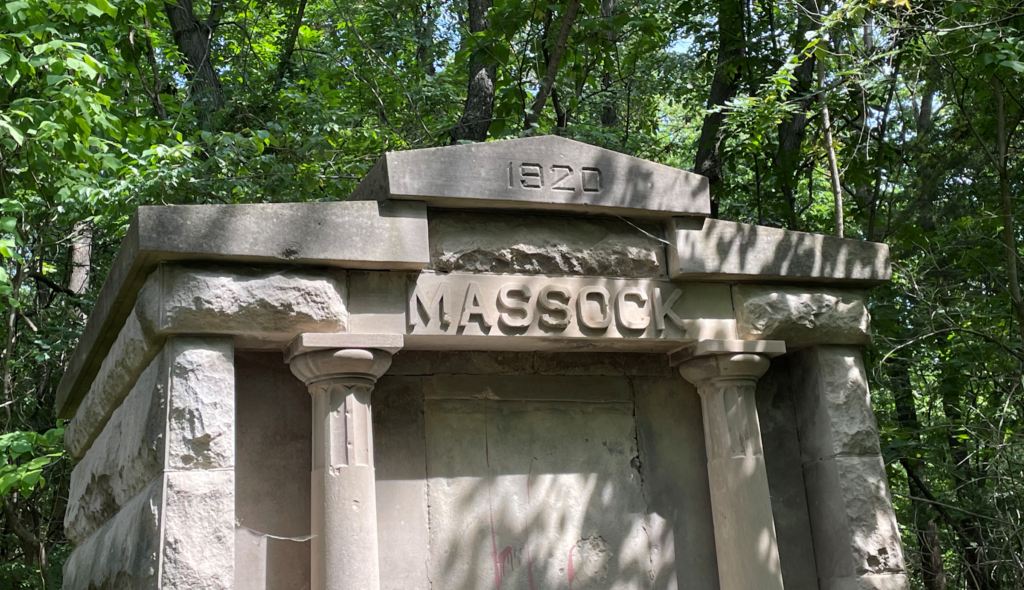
[680,353,785,590]
[290,348,393,590]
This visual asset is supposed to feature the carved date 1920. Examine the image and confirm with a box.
[508,162,602,193]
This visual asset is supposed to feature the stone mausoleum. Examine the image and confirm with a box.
[57,136,904,590]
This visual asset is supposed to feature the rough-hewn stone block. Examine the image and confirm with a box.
[733,285,872,346]
[792,346,882,461]
[820,573,910,590]
[429,211,668,278]
[668,217,891,284]
[65,338,234,544]
[803,456,906,581]
[64,311,157,460]
[135,264,348,347]
[162,470,235,589]
[62,477,162,590]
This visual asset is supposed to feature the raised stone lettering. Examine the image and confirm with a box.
[578,286,612,330]
[538,284,572,329]
[615,287,650,330]
[409,283,451,328]
[498,283,534,329]
[459,282,495,329]
[653,287,685,331]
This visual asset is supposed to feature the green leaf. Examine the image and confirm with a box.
[0,218,15,233]
[999,60,1024,73]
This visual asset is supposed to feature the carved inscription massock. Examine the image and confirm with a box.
[408,275,690,339]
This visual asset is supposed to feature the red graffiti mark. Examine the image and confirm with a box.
[567,545,577,589]
[525,458,537,590]
[498,546,515,578]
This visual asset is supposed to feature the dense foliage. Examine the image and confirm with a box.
[0,0,1020,587]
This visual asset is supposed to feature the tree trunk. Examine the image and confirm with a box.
[275,0,309,85]
[818,53,843,237]
[524,0,582,130]
[991,77,1024,345]
[891,360,946,590]
[693,0,745,203]
[450,0,496,143]
[164,0,226,123]
[69,222,91,295]
[773,0,818,230]
[415,0,437,75]
[599,0,618,128]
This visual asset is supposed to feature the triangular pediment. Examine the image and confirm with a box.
[348,136,710,218]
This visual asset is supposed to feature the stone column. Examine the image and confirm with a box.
[678,351,786,590]
[289,347,393,590]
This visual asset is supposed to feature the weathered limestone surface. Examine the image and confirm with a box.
[56,199,427,418]
[429,211,667,278]
[63,311,156,460]
[350,135,710,218]
[161,470,235,590]
[733,284,871,346]
[668,217,891,284]
[62,477,162,590]
[136,264,348,343]
[791,346,907,590]
[65,338,235,545]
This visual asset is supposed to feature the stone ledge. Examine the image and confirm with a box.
[668,217,891,284]
[56,200,428,418]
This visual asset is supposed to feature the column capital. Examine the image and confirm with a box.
[673,339,785,388]
[289,347,393,386]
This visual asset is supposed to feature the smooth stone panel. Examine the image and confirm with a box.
[65,338,235,544]
[56,200,427,418]
[388,351,673,376]
[234,351,311,590]
[135,264,348,349]
[756,357,820,590]
[668,217,890,284]
[633,376,720,590]
[429,211,667,278]
[349,135,710,218]
[62,477,162,590]
[424,395,658,589]
[63,311,156,460]
[373,377,429,590]
[733,285,872,346]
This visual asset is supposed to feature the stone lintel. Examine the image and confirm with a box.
[284,333,404,363]
[669,338,786,366]
[668,217,891,285]
[56,201,428,418]
[348,136,711,218]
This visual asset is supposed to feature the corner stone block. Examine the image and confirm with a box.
[733,284,872,347]
[791,346,882,462]
[135,263,348,344]
[65,337,234,546]
[803,456,905,581]
[161,470,235,590]
[790,345,907,590]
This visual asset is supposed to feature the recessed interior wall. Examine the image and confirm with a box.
[234,350,817,590]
